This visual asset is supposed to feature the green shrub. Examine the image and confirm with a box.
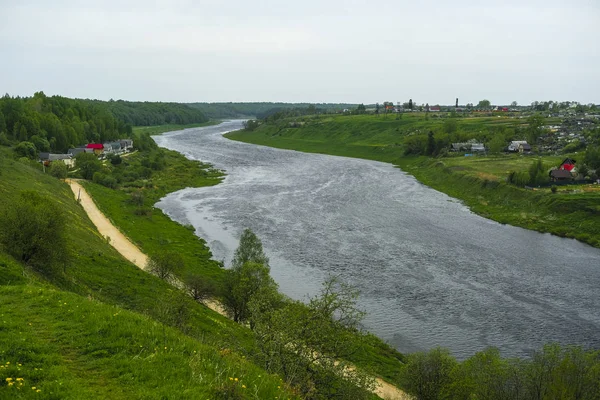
[49,161,68,179]
[551,185,558,193]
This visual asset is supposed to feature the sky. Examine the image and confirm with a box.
[0,0,598,105]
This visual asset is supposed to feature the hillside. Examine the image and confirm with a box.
[0,147,298,399]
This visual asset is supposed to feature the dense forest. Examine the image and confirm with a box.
[188,102,356,119]
[0,92,208,153]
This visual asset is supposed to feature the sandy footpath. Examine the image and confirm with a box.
[68,179,148,269]
[67,179,410,400]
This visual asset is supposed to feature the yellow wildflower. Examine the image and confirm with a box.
[229,377,233,381]
[8,382,14,386]
[32,387,37,390]
[16,378,24,381]
[36,389,41,392]
[6,378,13,382]
[234,378,238,381]
[242,385,246,389]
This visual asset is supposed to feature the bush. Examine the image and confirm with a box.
[551,185,558,194]
[92,172,118,189]
[14,141,37,159]
[49,161,68,179]
[108,154,122,165]
[75,152,102,180]
[0,191,69,275]
[147,252,184,280]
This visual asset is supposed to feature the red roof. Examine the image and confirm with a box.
[86,144,104,150]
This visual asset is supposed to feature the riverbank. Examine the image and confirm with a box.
[79,125,409,389]
[225,120,600,248]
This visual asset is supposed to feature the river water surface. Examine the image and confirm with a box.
[154,120,600,359]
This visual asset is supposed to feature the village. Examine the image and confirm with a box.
[38,139,134,168]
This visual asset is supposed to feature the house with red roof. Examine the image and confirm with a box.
[559,158,576,172]
[86,143,104,155]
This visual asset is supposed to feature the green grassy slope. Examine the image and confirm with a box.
[0,285,294,399]
[0,148,297,398]
[226,115,600,248]
[81,149,226,285]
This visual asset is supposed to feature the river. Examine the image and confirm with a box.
[154,120,600,359]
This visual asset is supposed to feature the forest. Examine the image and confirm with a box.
[0,92,208,153]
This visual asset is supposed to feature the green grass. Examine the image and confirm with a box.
[225,115,600,248]
[81,149,226,284]
[0,284,296,399]
[132,121,220,136]
[0,146,303,398]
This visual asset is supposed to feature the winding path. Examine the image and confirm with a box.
[67,179,410,400]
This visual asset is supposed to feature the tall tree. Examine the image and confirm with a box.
[477,99,491,109]
[408,99,414,110]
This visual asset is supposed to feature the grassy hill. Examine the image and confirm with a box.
[0,147,298,399]
[225,114,600,248]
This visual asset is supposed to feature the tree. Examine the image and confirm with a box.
[185,274,216,302]
[399,347,457,400]
[477,99,491,109]
[231,228,269,270]
[375,103,380,115]
[224,261,278,324]
[223,228,275,323]
[527,114,545,144]
[49,161,68,179]
[584,145,600,170]
[147,252,183,281]
[251,277,375,399]
[409,99,414,111]
[14,141,37,159]
[426,131,435,156]
[75,152,102,180]
[356,103,366,114]
[511,101,518,107]
[455,98,459,108]
[0,191,69,275]
[528,159,548,186]
[0,110,6,133]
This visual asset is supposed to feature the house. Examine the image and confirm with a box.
[451,143,470,152]
[518,143,532,154]
[549,169,573,182]
[429,106,441,112]
[471,143,486,152]
[119,139,134,151]
[86,143,104,155]
[68,148,94,157]
[103,142,122,155]
[39,153,75,168]
[559,158,576,172]
[508,141,528,152]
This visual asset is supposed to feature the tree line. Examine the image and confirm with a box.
[0,92,208,153]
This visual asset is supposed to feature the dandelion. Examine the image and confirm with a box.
[8,382,14,386]
[6,378,13,382]
[36,389,41,393]
[16,378,24,382]
[17,364,22,367]
[32,387,37,390]
[234,378,238,382]
[229,377,233,381]
[242,385,246,389]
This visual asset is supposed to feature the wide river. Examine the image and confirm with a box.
[154,120,600,359]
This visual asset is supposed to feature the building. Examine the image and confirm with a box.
[559,158,576,172]
[39,153,75,168]
[508,141,528,152]
[549,169,573,182]
[471,143,486,152]
[86,143,104,155]
[119,139,134,152]
[518,143,532,154]
[68,148,94,157]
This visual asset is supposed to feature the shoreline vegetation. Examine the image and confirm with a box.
[224,114,600,249]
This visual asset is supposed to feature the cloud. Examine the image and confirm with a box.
[0,0,598,103]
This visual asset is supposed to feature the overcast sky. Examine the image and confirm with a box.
[1,0,598,105]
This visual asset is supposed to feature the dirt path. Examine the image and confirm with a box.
[68,180,148,269]
[67,179,410,400]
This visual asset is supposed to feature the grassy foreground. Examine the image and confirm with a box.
[0,147,298,399]
[225,115,600,248]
